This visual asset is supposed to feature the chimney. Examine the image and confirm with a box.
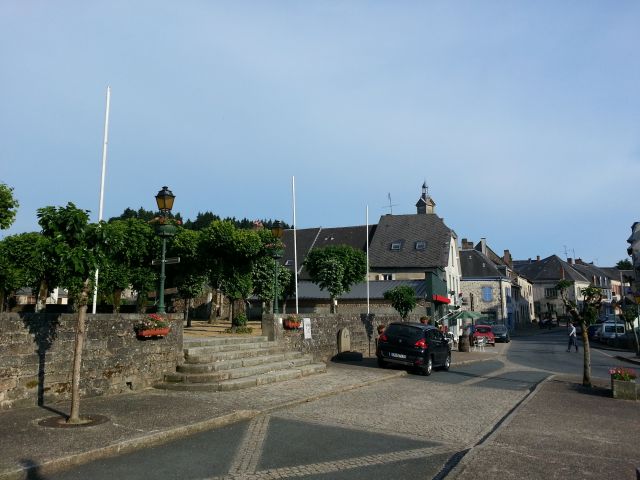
[536,255,540,261]
[480,238,487,254]
[461,238,474,249]
[567,258,573,265]
[503,249,513,267]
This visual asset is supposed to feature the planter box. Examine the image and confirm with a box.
[611,378,638,400]
[136,327,170,338]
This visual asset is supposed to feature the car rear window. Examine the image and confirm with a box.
[385,324,424,342]
[476,327,491,333]
[492,326,506,333]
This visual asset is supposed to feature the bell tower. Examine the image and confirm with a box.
[415,182,436,214]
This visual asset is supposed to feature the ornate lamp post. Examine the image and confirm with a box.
[271,221,284,314]
[155,186,176,314]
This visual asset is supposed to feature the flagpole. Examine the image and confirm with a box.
[366,205,370,315]
[292,176,299,314]
[92,86,111,314]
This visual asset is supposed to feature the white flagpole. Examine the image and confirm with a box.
[92,86,111,314]
[292,176,299,314]
[366,205,370,315]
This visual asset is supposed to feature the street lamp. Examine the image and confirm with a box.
[155,186,176,314]
[271,221,284,314]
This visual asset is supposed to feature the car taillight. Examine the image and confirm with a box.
[414,338,427,349]
[379,334,388,342]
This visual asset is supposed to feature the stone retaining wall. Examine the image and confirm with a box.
[0,312,182,410]
[262,312,420,363]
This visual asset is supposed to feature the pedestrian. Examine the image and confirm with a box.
[567,322,578,352]
[420,316,429,325]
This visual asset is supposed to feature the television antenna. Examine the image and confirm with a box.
[382,193,398,214]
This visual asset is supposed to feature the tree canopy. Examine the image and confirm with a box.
[384,285,417,320]
[616,259,633,270]
[0,183,19,230]
[304,245,366,312]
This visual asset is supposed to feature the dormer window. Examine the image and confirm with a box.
[415,241,426,250]
[284,259,293,266]
[391,242,402,251]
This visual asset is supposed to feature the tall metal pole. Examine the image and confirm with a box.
[92,86,111,314]
[366,205,370,315]
[292,176,299,314]
[158,236,167,314]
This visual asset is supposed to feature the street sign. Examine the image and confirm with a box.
[152,256,180,265]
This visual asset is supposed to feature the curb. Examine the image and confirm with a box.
[442,374,554,479]
[614,355,640,367]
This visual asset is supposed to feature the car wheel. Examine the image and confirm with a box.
[442,353,451,371]
[377,357,387,368]
[420,356,433,376]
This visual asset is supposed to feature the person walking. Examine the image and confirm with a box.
[567,322,578,352]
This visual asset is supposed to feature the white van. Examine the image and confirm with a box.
[595,321,625,342]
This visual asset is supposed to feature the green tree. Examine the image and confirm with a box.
[200,221,263,321]
[384,285,417,320]
[101,219,156,312]
[616,259,633,270]
[0,183,19,230]
[38,203,105,424]
[304,245,366,313]
[170,228,208,327]
[557,280,603,387]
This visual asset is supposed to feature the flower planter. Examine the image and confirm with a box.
[156,224,177,237]
[136,327,170,338]
[611,378,638,400]
[283,320,301,330]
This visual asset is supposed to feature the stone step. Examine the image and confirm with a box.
[183,335,269,348]
[184,344,288,364]
[177,351,304,374]
[184,340,277,358]
[164,356,314,384]
[155,363,327,392]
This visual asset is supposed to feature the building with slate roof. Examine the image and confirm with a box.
[513,255,591,321]
[277,184,461,322]
[459,239,534,329]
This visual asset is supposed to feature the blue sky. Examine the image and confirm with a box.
[1,1,638,266]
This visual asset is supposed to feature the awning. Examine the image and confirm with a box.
[432,294,450,304]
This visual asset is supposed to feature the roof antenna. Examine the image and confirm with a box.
[563,245,569,261]
[383,193,398,214]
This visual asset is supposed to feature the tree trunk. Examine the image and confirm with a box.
[580,321,592,388]
[36,280,48,312]
[113,288,122,313]
[0,291,4,313]
[185,298,192,328]
[68,280,90,424]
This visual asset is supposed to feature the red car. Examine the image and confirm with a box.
[472,324,496,346]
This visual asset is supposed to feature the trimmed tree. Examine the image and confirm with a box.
[304,245,366,313]
[557,280,603,388]
[619,303,639,356]
[384,285,417,320]
[170,228,208,327]
[0,183,19,230]
[38,203,105,424]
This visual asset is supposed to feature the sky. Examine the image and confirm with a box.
[1,1,638,267]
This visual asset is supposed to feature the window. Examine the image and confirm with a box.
[284,260,293,266]
[415,241,426,250]
[391,241,402,251]
[544,288,557,299]
[481,286,493,302]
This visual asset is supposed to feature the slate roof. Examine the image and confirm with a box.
[513,255,589,283]
[570,262,612,286]
[460,249,508,279]
[296,279,428,300]
[368,214,454,270]
[281,225,374,280]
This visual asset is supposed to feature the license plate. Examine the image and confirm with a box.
[389,352,406,359]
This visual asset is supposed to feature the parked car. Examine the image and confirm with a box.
[472,324,496,346]
[587,323,601,340]
[376,323,451,376]
[491,324,510,343]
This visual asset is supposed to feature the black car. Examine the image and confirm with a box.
[376,323,451,375]
[491,324,510,343]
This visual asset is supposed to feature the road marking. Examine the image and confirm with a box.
[208,444,457,480]
[227,414,270,475]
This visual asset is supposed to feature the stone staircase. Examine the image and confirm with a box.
[155,336,326,392]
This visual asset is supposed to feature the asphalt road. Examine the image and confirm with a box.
[44,333,623,480]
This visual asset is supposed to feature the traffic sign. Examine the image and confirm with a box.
[152,257,180,265]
